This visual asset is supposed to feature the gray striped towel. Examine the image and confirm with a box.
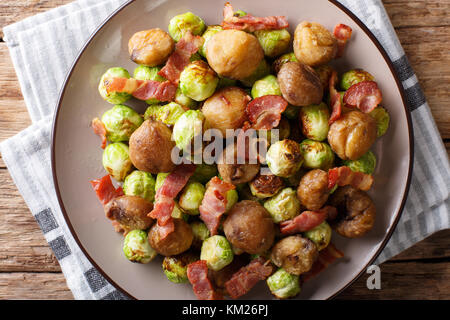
[1,0,449,300]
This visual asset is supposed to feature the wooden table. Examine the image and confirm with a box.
[0,0,449,300]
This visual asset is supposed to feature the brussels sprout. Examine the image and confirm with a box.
[369,107,390,137]
[199,25,223,57]
[255,29,291,58]
[225,189,238,212]
[299,139,335,170]
[251,75,281,99]
[217,76,238,89]
[343,150,377,174]
[145,102,186,125]
[304,221,332,251]
[190,52,203,62]
[143,105,161,121]
[172,110,205,151]
[299,102,330,141]
[102,142,133,181]
[123,170,156,202]
[101,105,143,142]
[162,252,198,283]
[191,164,218,184]
[134,65,165,105]
[155,172,170,191]
[264,188,301,223]
[234,9,247,17]
[168,12,206,42]
[283,105,300,120]
[98,67,131,104]
[179,61,219,101]
[175,87,199,109]
[272,52,298,74]
[171,202,189,221]
[179,182,205,215]
[190,221,210,248]
[200,235,234,271]
[266,140,303,178]
[266,268,301,299]
[249,174,284,199]
[123,230,157,264]
[340,69,374,90]
[240,59,271,87]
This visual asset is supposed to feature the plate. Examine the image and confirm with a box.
[51,0,413,299]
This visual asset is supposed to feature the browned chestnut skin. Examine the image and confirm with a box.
[104,195,154,233]
[329,186,376,238]
[270,235,318,276]
[201,87,251,136]
[128,28,175,66]
[217,143,260,185]
[148,218,194,256]
[223,200,275,255]
[129,120,176,174]
[327,110,377,160]
[249,174,284,198]
[297,169,329,211]
[277,62,323,107]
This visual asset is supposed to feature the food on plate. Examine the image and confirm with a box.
[144,102,186,125]
[272,52,298,74]
[266,139,303,178]
[254,28,291,58]
[123,229,157,263]
[251,74,281,99]
[266,268,301,299]
[343,150,377,174]
[123,170,156,202]
[264,187,301,223]
[190,221,210,249]
[100,104,143,143]
[299,102,330,141]
[98,67,132,104]
[178,181,205,215]
[200,235,234,271]
[172,109,206,151]
[369,106,390,137]
[249,173,284,199]
[240,59,271,87]
[128,28,175,66]
[162,252,198,283]
[134,65,166,105]
[179,60,219,101]
[340,68,374,91]
[148,218,193,256]
[102,142,133,181]
[217,142,260,184]
[299,139,335,170]
[303,221,332,251]
[297,169,330,211]
[168,12,206,42]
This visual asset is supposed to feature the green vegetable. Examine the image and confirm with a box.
[123,230,157,264]
[369,107,390,137]
[200,235,234,271]
[190,221,210,248]
[162,252,198,283]
[123,170,156,202]
[98,67,131,104]
[251,75,281,98]
[191,164,218,184]
[175,87,199,109]
[266,268,301,299]
[168,12,206,42]
[272,52,298,74]
[283,105,300,120]
[179,182,206,215]
[101,104,143,142]
[102,142,133,181]
[172,110,205,151]
[225,189,238,212]
[299,102,330,141]
[144,102,186,125]
[179,61,219,101]
[240,59,271,87]
[199,25,223,57]
[343,150,377,174]
[264,188,301,223]
[266,139,303,178]
[155,172,170,191]
[134,65,165,104]
[304,221,332,251]
[340,68,374,90]
[299,139,334,170]
[254,29,291,58]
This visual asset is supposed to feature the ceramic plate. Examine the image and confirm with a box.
[52,0,413,299]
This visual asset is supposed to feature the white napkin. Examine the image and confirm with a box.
[1,0,449,299]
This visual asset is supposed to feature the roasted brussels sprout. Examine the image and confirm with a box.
[171,202,188,221]
[217,76,238,89]
[263,117,291,144]
[134,65,165,105]
[266,139,303,178]
[267,268,301,299]
[155,172,170,192]
[149,218,193,256]
[101,105,143,142]
[283,105,300,120]
[200,235,234,271]
[299,103,330,141]
[123,229,157,263]
[191,163,218,184]
[369,107,390,137]
[251,75,281,99]
[179,182,205,215]
[175,87,199,109]
[299,139,334,170]
[102,142,133,181]
[172,110,205,151]
[162,252,198,283]
[190,221,210,249]
[145,102,186,125]
[297,169,329,211]
[343,150,377,174]
[123,170,156,202]
[249,174,284,199]
[272,52,298,74]
[255,28,291,58]
[239,59,271,87]
[340,69,374,90]
[199,25,223,57]
[264,187,301,223]
[225,189,239,212]
[168,12,206,42]
[98,67,132,104]
[304,221,332,251]
[128,29,174,66]
[179,61,219,101]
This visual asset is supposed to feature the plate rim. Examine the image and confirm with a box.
[50,0,414,300]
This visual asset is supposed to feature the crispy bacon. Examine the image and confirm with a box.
[149,164,196,238]
[280,206,337,235]
[187,260,223,300]
[199,177,236,236]
[302,243,344,282]
[91,118,107,149]
[158,31,203,84]
[225,257,274,299]
[246,95,288,130]
[333,24,352,58]
[328,70,342,125]
[343,81,382,113]
[103,77,177,102]
[90,175,124,206]
[328,166,374,191]
[222,2,289,32]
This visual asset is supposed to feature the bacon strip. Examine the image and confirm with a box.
[280,206,337,235]
[328,166,374,191]
[302,243,344,282]
[103,77,177,102]
[328,70,342,125]
[148,164,196,239]
[343,81,382,113]
[222,2,289,32]
[246,95,288,130]
[91,118,107,149]
[334,24,352,58]
[158,31,203,84]
[187,260,223,300]
[225,257,274,299]
[90,175,124,206]
[199,177,236,236]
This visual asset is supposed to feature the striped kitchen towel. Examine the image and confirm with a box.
[0,0,449,299]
